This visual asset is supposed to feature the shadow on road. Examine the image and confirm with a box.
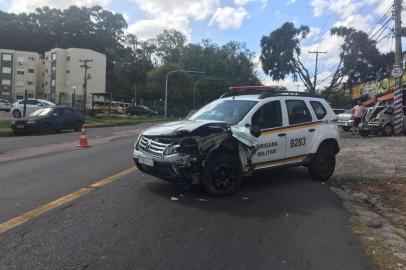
[146,166,341,219]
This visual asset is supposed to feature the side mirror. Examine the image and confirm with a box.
[250,125,261,138]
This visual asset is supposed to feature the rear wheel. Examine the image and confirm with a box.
[200,153,242,196]
[12,109,21,118]
[74,121,83,132]
[308,144,336,181]
[383,124,393,136]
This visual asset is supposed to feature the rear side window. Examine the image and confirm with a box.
[286,100,313,125]
[310,101,327,120]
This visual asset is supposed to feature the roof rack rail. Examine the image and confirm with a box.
[258,91,319,99]
[221,85,284,99]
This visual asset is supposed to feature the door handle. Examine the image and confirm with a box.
[278,133,286,137]
[308,129,316,133]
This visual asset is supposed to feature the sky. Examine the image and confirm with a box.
[0,0,396,90]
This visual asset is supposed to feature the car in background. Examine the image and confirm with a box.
[337,109,353,131]
[333,108,346,115]
[0,99,11,112]
[359,104,406,137]
[11,106,84,135]
[11,99,55,118]
[126,105,158,116]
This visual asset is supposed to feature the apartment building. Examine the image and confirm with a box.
[44,48,106,105]
[0,49,42,102]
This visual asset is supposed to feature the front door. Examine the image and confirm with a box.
[284,99,318,159]
[250,100,287,165]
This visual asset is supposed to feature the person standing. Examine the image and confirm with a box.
[352,101,366,135]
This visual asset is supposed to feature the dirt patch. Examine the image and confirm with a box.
[332,132,406,270]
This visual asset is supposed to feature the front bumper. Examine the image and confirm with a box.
[10,123,39,133]
[337,120,353,127]
[133,148,196,183]
[359,123,381,132]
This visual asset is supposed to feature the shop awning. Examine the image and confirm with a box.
[377,92,394,102]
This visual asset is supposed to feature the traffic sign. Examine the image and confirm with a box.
[392,66,403,78]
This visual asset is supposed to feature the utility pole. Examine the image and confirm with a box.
[308,50,327,92]
[79,59,93,114]
[393,0,403,135]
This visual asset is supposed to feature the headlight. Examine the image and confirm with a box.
[134,133,142,149]
[27,120,36,124]
[164,144,180,156]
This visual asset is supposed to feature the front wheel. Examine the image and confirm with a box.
[308,144,336,181]
[200,153,243,196]
[13,110,22,118]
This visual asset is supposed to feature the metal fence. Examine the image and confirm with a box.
[0,111,13,121]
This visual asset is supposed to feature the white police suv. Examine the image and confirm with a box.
[133,86,341,196]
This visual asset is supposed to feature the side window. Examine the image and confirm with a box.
[252,100,282,129]
[286,100,313,125]
[310,101,327,120]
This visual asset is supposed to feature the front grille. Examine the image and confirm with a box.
[138,136,169,157]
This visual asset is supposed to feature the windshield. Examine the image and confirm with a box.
[40,100,55,106]
[189,99,258,125]
[30,108,53,116]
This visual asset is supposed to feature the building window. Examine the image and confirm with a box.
[17,69,25,75]
[45,56,49,61]
[52,53,56,61]
[2,79,11,85]
[67,68,70,74]
[67,56,71,61]
[28,56,35,61]
[16,81,25,87]
[45,68,48,73]
[45,81,48,86]
[51,80,56,86]
[17,56,25,64]
[28,69,35,73]
[2,54,12,61]
[2,67,11,74]
[27,81,34,86]
[51,66,56,72]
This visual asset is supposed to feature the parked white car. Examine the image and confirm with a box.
[337,109,354,132]
[0,99,12,112]
[11,99,56,118]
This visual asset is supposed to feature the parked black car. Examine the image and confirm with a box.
[11,106,84,135]
[126,105,158,116]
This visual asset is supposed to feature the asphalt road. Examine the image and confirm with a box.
[0,125,373,270]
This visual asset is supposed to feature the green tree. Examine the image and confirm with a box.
[260,22,318,93]
[155,29,186,64]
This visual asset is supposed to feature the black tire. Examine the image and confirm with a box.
[383,124,393,136]
[342,126,351,132]
[308,144,336,181]
[359,130,369,137]
[200,153,243,196]
[13,109,21,118]
[74,121,83,132]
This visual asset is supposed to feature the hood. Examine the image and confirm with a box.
[142,120,228,136]
[337,113,352,120]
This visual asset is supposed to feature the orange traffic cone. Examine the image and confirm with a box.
[76,126,90,148]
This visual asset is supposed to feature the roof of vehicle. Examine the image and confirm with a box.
[220,92,324,102]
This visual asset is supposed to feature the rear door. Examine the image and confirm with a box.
[284,99,318,159]
[250,100,287,165]
[53,108,69,129]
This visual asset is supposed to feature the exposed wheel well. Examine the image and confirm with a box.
[318,138,340,155]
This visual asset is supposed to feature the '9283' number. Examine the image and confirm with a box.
[290,137,306,148]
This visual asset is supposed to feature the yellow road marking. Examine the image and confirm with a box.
[0,166,137,235]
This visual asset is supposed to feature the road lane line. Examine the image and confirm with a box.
[0,166,137,235]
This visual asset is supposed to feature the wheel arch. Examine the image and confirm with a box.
[315,138,340,155]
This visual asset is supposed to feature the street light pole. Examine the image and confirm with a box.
[164,70,204,118]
